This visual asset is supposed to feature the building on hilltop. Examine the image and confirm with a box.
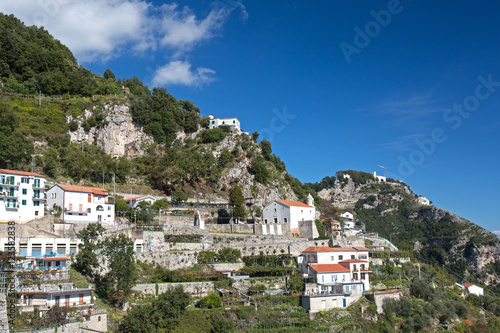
[260,194,316,237]
[0,169,46,222]
[297,246,371,313]
[47,184,115,223]
[208,114,243,133]
[372,171,386,182]
[417,196,431,205]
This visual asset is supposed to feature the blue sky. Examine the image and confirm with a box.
[1,1,499,234]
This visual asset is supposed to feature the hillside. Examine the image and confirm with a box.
[309,171,500,295]
[0,12,317,209]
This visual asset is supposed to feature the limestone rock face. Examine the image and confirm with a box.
[68,104,153,157]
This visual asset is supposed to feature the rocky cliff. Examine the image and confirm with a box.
[68,104,153,157]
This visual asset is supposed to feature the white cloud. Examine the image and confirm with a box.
[158,4,227,54]
[0,0,247,85]
[0,0,152,62]
[152,60,215,87]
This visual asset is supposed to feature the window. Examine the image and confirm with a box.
[35,211,39,215]
[211,121,215,124]
[108,206,112,210]
[274,208,276,212]
[34,201,40,207]
[274,218,277,223]
[331,256,334,261]
[233,120,235,124]
[55,296,60,305]
[22,200,26,206]
[22,189,27,195]
[353,273,358,280]
[284,218,287,223]
[351,255,355,259]
[339,255,343,260]
[361,273,366,280]
[264,219,268,224]
[21,177,29,184]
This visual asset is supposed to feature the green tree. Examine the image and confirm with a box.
[201,292,222,308]
[97,234,137,307]
[152,199,169,211]
[217,247,241,262]
[172,190,187,203]
[136,201,155,224]
[74,223,105,282]
[229,184,246,222]
[118,286,190,332]
[288,271,305,292]
[103,68,116,80]
[252,131,259,142]
[260,139,272,159]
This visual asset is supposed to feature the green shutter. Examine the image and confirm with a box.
[22,200,26,206]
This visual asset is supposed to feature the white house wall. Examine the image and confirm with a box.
[0,173,46,222]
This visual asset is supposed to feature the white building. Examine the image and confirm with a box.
[208,114,242,133]
[125,195,156,208]
[47,184,115,223]
[464,283,484,296]
[372,171,386,182]
[17,287,94,313]
[0,236,80,258]
[262,194,315,235]
[0,169,46,222]
[298,246,371,313]
[340,212,355,230]
[417,196,431,205]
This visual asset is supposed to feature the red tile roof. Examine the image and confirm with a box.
[353,247,370,251]
[0,169,45,178]
[57,184,108,196]
[464,283,475,288]
[124,195,147,201]
[277,200,313,208]
[310,264,350,273]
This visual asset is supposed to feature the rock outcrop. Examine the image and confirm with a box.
[68,104,153,157]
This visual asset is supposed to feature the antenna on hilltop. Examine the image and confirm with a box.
[378,165,386,178]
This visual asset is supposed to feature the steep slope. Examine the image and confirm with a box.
[310,172,500,293]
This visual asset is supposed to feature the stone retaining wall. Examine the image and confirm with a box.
[133,281,214,298]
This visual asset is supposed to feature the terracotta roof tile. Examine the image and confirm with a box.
[310,264,351,273]
[57,184,108,196]
[277,200,313,208]
[125,195,147,201]
[303,246,358,253]
[464,283,474,288]
[0,168,45,178]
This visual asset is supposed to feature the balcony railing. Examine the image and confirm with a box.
[5,203,19,209]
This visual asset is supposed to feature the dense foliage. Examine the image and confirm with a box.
[118,286,190,332]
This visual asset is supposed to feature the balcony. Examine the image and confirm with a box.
[33,196,47,201]
[5,203,19,209]
[2,182,19,187]
[32,184,45,190]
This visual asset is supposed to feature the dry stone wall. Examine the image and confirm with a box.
[133,281,214,298]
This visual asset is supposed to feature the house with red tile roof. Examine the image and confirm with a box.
[47,184,115,223]
[125,195,156,208]
[464,283,484,296]
[0,169,47,222]
[261,194,316,236]
[298,245,372,313]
